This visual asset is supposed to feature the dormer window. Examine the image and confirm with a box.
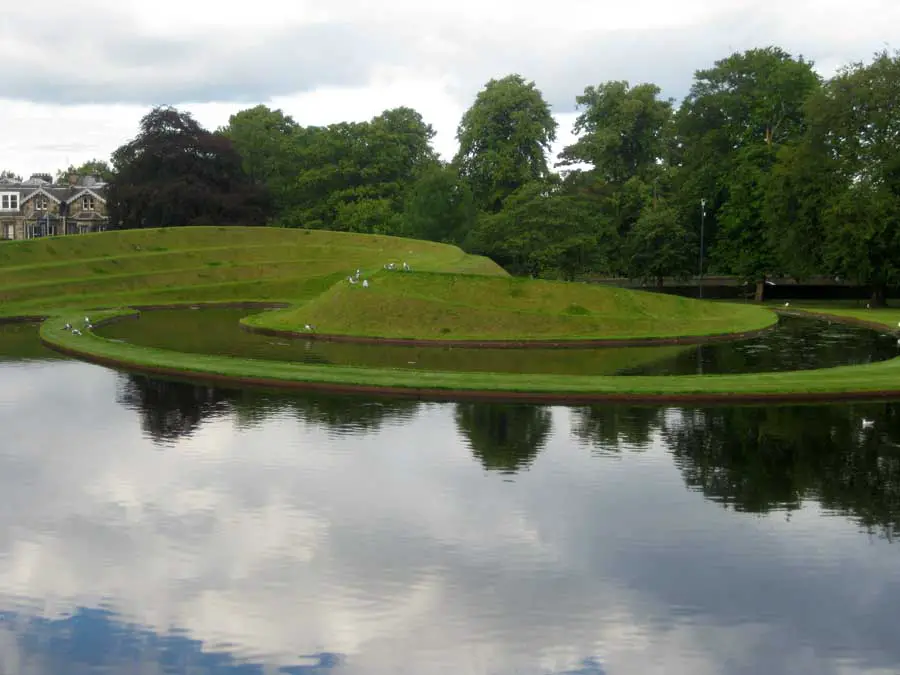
[0,193,19,211]
[82,196,95,211]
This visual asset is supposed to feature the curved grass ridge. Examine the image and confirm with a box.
[39,308,900,403]
[244,271,779,343]
[0,226,507,317]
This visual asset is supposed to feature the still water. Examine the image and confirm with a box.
[98,309,900,376]
[1,323,899,674]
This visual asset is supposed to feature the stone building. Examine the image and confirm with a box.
[0,173,110,241]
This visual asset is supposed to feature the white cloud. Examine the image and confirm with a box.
[0,0,897,177]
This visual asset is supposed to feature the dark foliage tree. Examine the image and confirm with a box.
[108,106,271,229]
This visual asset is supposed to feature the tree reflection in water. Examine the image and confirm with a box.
[454,402,552,474]
[115,374,900,537]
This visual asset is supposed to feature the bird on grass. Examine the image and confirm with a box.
[348,276,357,284]
[304,324,315,332]
[63,323,71,331]
[403,262,410,271]
[72,329,82,336]
[84,316,91,324]
[363,279,369,288]
[784,302,790,307]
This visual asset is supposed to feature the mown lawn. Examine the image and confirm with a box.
[248,271,778,341]
[0,226,505,317]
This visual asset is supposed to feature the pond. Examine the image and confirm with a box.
[96,308,900,376]
[1,324,900,674]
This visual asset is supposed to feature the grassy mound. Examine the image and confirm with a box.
[0,227,505,317]
[246,271,778,341]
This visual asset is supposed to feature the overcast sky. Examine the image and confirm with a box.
[0,0,896,177]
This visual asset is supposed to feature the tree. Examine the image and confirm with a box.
[286,108,439,233]
[806,51,900,305]
[0,170,22,182]
[454,74,557,213]
[762,139,830,280]
[558,81,673,184]
[624,202,692,286]
[401,164,476,244]
[108,106,271,229]
[55,159,113,184]
[673,47,821,300]
[469,180,609,279]
[220,105,303,213]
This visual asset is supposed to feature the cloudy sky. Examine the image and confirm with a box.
[0,0,896,177]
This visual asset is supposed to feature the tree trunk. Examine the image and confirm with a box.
[656,276,664,288]
[755,280,766,303]
[870,284,887,308]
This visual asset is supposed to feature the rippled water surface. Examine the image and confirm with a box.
[1,323,899,674]
[97,309,900,375]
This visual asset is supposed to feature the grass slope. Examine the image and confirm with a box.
[0,227,505,316]
[247,271,778,341]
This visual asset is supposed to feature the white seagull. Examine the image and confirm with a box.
[362,279,369,288]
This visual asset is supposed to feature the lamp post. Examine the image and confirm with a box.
[698,198,707,299]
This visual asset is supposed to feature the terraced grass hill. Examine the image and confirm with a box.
[0,227,505,317]
[245,270,778,342]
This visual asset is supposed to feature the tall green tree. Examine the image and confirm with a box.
[454,74,557,213]
[806,51,900,305]
[624,202,693,286]
[674,47,821,299]
[557,81,674,276]
[558,81,673,184]
[287,107,439,233]
[469,180,609,279]
[220,105,304,214]
[401,164,476,244]
[109,106,271,229]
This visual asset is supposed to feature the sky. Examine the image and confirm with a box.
[0,0,897,178]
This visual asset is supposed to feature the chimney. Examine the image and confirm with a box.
[68,174,77,186]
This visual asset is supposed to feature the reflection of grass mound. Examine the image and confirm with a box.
[247,271,777,342]
[0,227,505,317]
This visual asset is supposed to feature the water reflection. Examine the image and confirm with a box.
[99,309,899,376]
[665,405,900,538]
[1,363,900,673]
[455,402,552,474]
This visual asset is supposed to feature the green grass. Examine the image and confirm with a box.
[0,227,505,316]
[37,308,900,399]
[245,271,778,341]
[11,227,900,400]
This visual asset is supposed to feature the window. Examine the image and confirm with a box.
[82,196,95,210]
[35,196,48,210]
[0,193,19,210]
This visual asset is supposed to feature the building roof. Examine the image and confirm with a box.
[0,175,107,204]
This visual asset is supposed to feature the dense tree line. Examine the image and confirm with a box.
[101,48,900,304]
